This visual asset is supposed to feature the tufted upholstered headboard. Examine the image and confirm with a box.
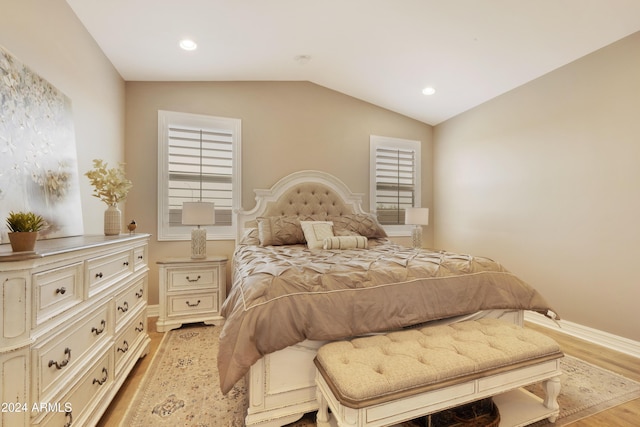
[236,170,366,242]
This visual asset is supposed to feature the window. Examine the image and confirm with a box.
[370,135,421,235]
[158,110,241,240]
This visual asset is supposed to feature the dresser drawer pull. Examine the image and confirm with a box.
[186,275,201,283]
[137,255,144,260]
[64,411,72,427]
[55,287,66,295]
[95,272,103,279]
[48,347,71,370]
[92,367,109,386]
[186,299,201,307]
[91,319,106,335]
[136,289,144,298]
[135,322,144,332]
[123,261,129,266]
[117,340,129,353]
[117,301,129,313]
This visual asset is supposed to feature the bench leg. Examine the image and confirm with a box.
[316,390,331,427]
[543,375,561,422]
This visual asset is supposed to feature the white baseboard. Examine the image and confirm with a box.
[147,303,159,318]
[524,312,640,359]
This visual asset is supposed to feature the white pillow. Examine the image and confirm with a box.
[323,235,368,250]
[300,221,334,249]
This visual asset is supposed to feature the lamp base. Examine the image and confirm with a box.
[411,225,422,249]
[190,227,207,259]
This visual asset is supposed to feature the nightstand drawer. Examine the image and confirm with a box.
[168,292,218,316]
[33,262,83,326]
[168,267,220,290]
[156,257,227,332]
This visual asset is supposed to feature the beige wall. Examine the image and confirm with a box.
[7,0,636,343]
[0,0,127,234]
[434,32,640,341]
[125,81,433,304]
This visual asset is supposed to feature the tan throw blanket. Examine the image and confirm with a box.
[218,239,557,394]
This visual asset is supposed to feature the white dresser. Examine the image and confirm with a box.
[0,234,150,427]
[156,257,226,332]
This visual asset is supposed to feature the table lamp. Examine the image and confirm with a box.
[182,201,215,259]
[405,207,429,249]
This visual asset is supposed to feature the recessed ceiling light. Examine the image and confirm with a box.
[294,54,311,64]
[422,87,436,96]
[179,39,198,51]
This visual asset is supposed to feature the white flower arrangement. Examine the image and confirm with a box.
[85,159,133,206]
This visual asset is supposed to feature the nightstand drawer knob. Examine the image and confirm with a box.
[55,287,66,295]
[186,275,201,282]
[186,299,201,307]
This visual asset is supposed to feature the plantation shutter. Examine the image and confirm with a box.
[374,146,417,225]
[168,126,233,227]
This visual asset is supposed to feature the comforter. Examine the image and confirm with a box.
[218,239,556,394]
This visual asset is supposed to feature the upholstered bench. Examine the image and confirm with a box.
[314,318,563,427]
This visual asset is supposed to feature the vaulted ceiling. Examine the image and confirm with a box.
[66,0,640,125]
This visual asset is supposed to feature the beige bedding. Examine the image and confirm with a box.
[218,238,557,394]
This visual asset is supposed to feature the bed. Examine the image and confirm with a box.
[218,170,557,427]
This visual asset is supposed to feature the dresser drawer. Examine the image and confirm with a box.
[115,277,147,328]
[86,250,133,296]
[133,245,147,271]
[167,266,220,291]
[168,292,218,317]
[34,303,111,402]
[114,310,147,375]
[33,262,83,325]
[38,350,112,427]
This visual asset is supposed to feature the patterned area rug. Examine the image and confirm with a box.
[122,324,640,426]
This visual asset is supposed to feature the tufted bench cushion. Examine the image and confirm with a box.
[315,318,563,408]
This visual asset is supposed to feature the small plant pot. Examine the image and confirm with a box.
[8,232,38,252]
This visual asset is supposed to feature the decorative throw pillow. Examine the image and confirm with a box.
[257,216,306,246]
[323,235,368,250]
[239,227,260,246]
[300,221,334,249]
[329,213,387,238]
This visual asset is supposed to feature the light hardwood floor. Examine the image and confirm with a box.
[97,318,640,426]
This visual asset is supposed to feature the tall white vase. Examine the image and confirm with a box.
[104,205,122,235]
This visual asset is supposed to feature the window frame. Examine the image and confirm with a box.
[157,110,242,241]
[369,135,421,236]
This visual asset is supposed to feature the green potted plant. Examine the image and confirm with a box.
[6,211,47,252]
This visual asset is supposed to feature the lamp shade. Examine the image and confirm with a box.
[182,202,215,226]
[405,207,429,226]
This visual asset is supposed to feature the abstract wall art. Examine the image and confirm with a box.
[0,45,84,242]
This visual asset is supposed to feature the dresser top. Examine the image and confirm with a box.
[0,233,150,262]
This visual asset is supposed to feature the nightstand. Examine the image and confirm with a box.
[156,256,227,332]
